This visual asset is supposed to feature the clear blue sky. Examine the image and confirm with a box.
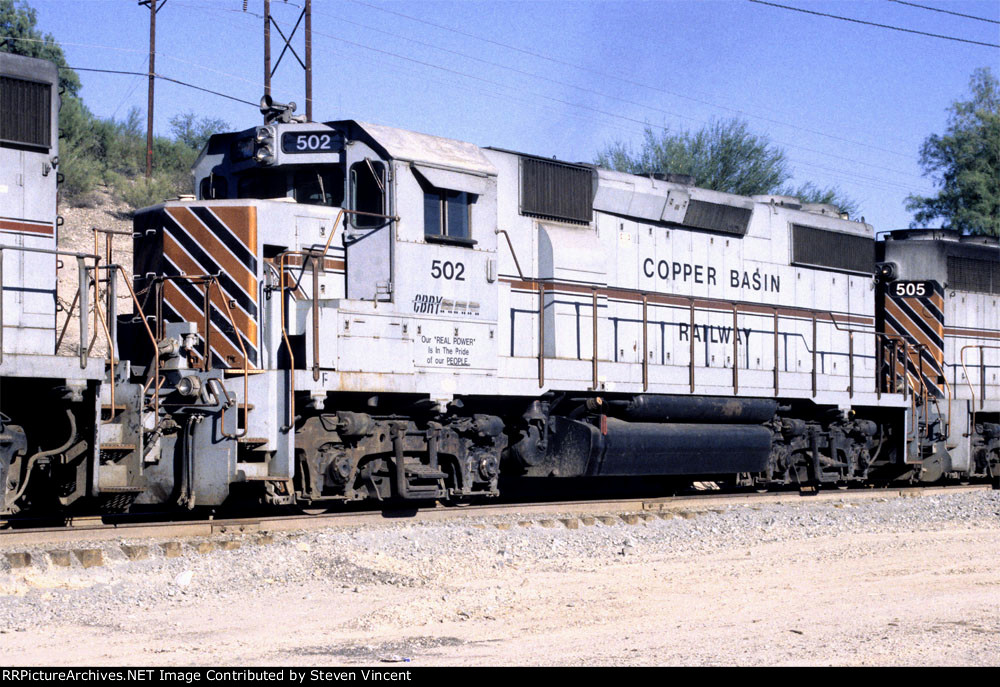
[22,0,1000,231]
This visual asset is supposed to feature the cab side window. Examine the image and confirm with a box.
[350,160,385,228]
[424,189,471,239]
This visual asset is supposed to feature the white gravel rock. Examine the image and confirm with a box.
[1,488,998,665]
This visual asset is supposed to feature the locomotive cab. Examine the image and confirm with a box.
[185,119,502,376]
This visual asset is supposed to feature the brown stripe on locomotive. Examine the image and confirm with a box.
[878,279,946,397]
[161,233,259,342]
[0,217,55,236]
[210,205,258,256]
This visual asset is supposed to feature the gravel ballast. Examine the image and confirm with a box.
[2,488,999,666]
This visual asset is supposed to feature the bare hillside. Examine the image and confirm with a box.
[55,188,134,358]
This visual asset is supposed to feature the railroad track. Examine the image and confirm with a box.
[0,483,990,549]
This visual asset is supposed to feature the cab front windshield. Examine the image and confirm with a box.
[234,165,344,207]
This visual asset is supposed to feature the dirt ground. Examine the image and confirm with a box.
[2,519,998,666]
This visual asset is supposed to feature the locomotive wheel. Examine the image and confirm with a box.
[294,505,331,516]
[442,495,483,507]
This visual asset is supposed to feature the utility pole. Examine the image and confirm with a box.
[305,0,312,122]
[261,0,313,121]
[139,0,165,179]
[263,0,270,98]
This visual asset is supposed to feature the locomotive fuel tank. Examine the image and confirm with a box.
[517,411,772,479]
[596,419,772,476]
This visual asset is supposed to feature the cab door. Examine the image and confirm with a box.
[344,143,392,302]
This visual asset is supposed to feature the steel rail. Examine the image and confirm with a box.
[0,484,989,548]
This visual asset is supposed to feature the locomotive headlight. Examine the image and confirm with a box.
[254,144,275,165]
[876,262,897,281]
[176,375,203,398]
[253,125,276,164]
[254,125,275,144]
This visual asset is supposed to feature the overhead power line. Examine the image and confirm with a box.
[154,73,258,107]
[0,34,144,53]
[343,0,921,159]
[748,0,1000,47]
[275,14,927,184]
[299,7,925,180]
[0,33,262,89]
[62,66,259,107]
[63,67,148,77]
[887,0,1000,25]
[110,56,148,119]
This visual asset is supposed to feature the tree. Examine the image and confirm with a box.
[2,0,98,197]
[596,118,859,217]
[788,181,859,217]
[169,112,229,151]
[0,0,79,95]
[2,2,232,208]
[906,68,1000,236]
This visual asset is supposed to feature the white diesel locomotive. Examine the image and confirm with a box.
[1,65,998,513]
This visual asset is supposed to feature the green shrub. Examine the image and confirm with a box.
[58,145,102,200]
[112,174,186,211]
[67,190,104,209]
[60,111,213,209]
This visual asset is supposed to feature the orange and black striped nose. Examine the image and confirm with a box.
[160,205,259,370]
[881,280,945,398]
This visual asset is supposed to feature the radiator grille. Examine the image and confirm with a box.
[0,76,51,148]
[682,200,751,236]
[519,157,592,224]
[947,255,1000,294]
[791,224,874,274]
